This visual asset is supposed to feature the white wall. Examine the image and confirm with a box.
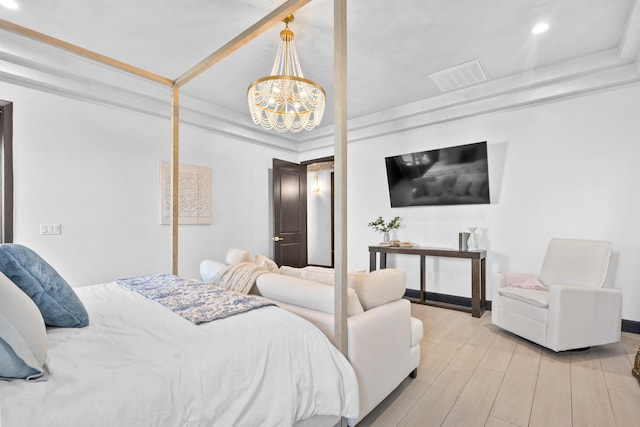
[341,84,640,322]
[4,79,639,322]
[3,82,295,285]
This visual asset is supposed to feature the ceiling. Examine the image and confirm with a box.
[1,0,639,147]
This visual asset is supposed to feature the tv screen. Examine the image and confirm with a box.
[385,141,490,207]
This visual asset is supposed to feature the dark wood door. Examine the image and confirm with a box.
[272,159,307,267]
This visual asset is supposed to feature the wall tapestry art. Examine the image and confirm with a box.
[160,161,212,225]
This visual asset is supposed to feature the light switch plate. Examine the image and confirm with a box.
[40,224,62,235]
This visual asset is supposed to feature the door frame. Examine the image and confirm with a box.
[271,156,335,268]
[301,156,334,268]
[0,100,13,243]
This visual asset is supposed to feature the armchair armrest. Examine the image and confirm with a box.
[547,285,622,351]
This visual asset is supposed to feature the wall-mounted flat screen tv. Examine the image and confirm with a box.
[385,141,490,207]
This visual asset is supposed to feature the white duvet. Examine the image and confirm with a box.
[0,282,359,426]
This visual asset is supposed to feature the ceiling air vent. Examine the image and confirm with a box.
[428,59,489,92]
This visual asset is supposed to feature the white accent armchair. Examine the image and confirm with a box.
[491,238,621,352]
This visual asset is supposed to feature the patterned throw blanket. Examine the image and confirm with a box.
[116,274,274,325]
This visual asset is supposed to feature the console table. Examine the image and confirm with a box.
[369,245,487,318]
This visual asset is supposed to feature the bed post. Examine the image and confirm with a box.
[334,1,348,425]
[169,0,310,275]
[333,0,348,363]
[171,85,180,275]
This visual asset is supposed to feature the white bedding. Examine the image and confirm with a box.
[0,282,359,426]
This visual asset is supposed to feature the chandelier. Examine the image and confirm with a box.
[247,15,325,133]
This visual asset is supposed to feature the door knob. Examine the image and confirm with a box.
[273,236,284,242]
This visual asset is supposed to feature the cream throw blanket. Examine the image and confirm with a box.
[210,262,270,294]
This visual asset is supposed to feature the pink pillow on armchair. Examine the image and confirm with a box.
[498,272,547,290]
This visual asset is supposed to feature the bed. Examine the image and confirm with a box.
[0,246,359,427]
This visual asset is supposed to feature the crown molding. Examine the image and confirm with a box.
[296,50,640,152]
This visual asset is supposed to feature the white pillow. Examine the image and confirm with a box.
[0,271,47,381]
[279,266,303,278]
[255,274,364,316]
[348,269,406,310]
[300,267,335,285]
[225,248,252,265]
[255,254,279,273]
[200,259,229,283]
[300,267,366,287]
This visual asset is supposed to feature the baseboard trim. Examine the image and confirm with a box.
[622,319,640,334]
[406,289,636,334]
[404,289,471,308]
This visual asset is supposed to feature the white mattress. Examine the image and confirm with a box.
[0,282,359,426]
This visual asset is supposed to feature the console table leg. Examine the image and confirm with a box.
[380,253,387,269]
[480,258,486,313]
[471,259,481,318]
[369,251,377,272]
[420,255,426,304]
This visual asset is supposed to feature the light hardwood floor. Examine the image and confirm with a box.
[358,304,640,427]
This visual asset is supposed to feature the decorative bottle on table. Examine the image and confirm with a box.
[467,227,478,250]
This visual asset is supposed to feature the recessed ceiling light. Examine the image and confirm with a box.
[532,22,549,34]
[0,0,19,9]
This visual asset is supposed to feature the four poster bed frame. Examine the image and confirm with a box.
[0,0,347,384]
[0,1,356,424]
[0,0,350,362]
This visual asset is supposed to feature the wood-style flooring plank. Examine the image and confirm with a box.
[620,332,640,358]
[422,309,471,344]
[399,368,473,427]
[538,349,571,380]
[478,331,517,373]
[441,367,504,427]
[419,333,468,385]
[489,347,541,426]
[598,340,640,400]
[357,377,431,427]
[608,388,640,427]
[362,304,638,427]
[484,416,519,427]
[571,365,616,426]
[529,375,572,427]
[528,349,573,427]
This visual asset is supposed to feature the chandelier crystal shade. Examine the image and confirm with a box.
[248,15,325,133]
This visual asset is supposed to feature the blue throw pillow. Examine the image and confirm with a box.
[0,271,47,381]
[0,244,89,328]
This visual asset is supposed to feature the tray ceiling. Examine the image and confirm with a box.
[0,0,638,148]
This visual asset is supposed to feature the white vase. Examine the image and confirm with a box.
[382,231,390,243]
[467,227,478,250]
